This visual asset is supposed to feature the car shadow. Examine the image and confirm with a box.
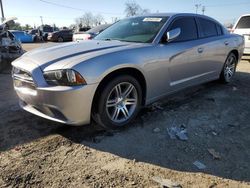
[1,70,250,183]
[59,71,250,183]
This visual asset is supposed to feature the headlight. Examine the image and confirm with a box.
[43,69,86,86]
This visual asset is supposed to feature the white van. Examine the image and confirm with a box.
[233,14,250,54]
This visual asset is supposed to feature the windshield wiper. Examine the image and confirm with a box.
[102,38,132,42]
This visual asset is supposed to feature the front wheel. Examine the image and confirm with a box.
[220,53,237,83]
[93,75,142,129]
[57,37,64,42]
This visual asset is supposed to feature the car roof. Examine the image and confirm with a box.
[9,30,24,33]
[238,14,250,18]
[134,12,208,17]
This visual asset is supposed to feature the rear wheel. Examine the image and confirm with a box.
[93,75,142,129]
[220,53,237,83]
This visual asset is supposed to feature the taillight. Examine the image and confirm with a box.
[83,34,92,40]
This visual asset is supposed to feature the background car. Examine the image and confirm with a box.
[47,29,73,42]
[73,24,111,41]
[232,14,250,54]
[28,29,44,42]
[9,30,35,43]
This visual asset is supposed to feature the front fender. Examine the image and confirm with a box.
[71,50,148,85]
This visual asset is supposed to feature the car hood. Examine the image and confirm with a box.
[21,40,138,71]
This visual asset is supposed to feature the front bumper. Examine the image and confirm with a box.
[15,84,98,125]
[12,60,98,126]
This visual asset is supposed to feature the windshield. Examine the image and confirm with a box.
[236,16,250,29]
[95,16,169,43]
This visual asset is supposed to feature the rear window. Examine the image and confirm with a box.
[198,18,218,38]
[236,16,250,29]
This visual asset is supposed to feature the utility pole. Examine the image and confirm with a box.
[195,4,201,14]
[202,6,206,15]
[40,16,44,26]
[0,0,5,22]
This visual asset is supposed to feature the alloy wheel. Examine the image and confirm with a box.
[105,82,138,124]
[224,55,236,82]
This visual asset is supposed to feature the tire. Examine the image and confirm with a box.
[57,37,64,42]
[220,53,237,83]
[93,75,142,129]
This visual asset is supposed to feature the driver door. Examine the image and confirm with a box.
[163,17,208,91]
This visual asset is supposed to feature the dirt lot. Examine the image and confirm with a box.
[0,43,250,188]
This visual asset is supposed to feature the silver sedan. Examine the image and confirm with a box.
[12,13,244,129]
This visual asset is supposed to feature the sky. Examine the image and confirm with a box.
[2,0,250,27]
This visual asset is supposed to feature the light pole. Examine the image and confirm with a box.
[40,16,44,26]
[195,4,201,14]
[0,0,5,22]
[202,6,206,15]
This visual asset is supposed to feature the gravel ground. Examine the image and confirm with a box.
[0,43,250,188]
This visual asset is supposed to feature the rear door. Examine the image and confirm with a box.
[233,16,250,53]
[65,30,73,41]
[194,18,228,75]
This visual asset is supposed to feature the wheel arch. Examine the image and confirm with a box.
[91,67,147,115]
[229,49,239,63]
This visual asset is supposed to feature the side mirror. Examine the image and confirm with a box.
[166,28,181,42]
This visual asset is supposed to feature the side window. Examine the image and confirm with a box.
[216,24,223,36]
[198,18,218,38]
[168,17,198,42]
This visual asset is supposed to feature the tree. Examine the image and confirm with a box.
[75,12,105,28]
[124,0,141,17]
[93,14,104,26]
[124,0,150,17]
[8,22,22,30]
[23,24,32,31]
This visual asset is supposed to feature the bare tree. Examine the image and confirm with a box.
[80,12,94,27]
[124,0,140,17]
[75,12,105,28]
[124,0,150,17]
[93,14,104,26]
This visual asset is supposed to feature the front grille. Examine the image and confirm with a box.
[12,67,36,90]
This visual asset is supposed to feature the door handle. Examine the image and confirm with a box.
[197,48,204,53]
[224,41,229,46]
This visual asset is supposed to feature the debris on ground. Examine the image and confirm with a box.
[167,125,188,141]
[153,127,161,133]
[233,86,238,91]
[152,176,182,188]
[208,149,221,160]
[151,102,164,111]
[212,131,218,136]
[193,160,206,170]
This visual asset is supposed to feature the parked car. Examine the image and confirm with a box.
[10,30,35,43]
[232,14,250,54]
[12,13,244,129]
[0,17,23,72]
[73,24,111,41]
[28,29,44,42]
[47,29,73,42]
[38,25,59,41]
